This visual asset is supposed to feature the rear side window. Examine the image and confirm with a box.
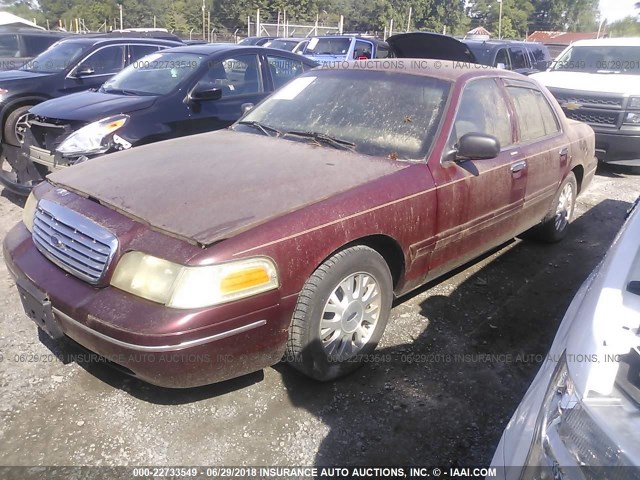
[127,44,161,63]
[508,86,560,142]
[23,35,58,56]
[509,47,528,70]
[450,78,513,149]
[267,55,305,89]
[529,45,549,70]
[0,34,19,57]
[375,44,390,59]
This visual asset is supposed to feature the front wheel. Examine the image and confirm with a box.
[286,245,393,381]
[3,105,34,146]
[533,172,577,243]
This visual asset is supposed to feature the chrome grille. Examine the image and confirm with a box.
[32,199,118,285]
[552,93,624,109]
[565,111,619,126]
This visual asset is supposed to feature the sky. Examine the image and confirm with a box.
[599,0,638,22]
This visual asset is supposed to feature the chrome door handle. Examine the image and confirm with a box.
[510,161,527,173]
[559,147,569,156]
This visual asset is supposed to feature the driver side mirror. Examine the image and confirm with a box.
[443,133,501,164]
[456,133,500,160]
[75,64,95,77]
[189,85,223,103]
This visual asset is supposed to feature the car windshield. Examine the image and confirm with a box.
[237,70,450,160]
[100,52,205,96]
[20,41,87,73]
[304,37,351,56]
[551,45,640,74]
[266,39,300,51]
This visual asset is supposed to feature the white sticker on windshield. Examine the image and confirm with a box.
[307,37,319,50]
[272,76,316,100]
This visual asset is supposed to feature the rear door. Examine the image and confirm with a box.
[503,78,568,228]
[427,77,525,278]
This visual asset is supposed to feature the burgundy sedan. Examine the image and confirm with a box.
[3,61,597,388]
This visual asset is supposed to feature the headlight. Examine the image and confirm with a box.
[627,97,640,109]
[624,112,640,125]
[56,115,128,157]
[521,353,635,479]
[23,192,38,232]
[110,252,279,309]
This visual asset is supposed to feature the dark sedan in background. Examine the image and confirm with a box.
[3,61,596,388]
[0,44,317,195]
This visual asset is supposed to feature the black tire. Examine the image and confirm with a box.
[3,105,33,146]
[531,172,577,243]
[286,245,393,381]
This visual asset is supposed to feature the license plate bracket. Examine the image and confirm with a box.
[16,277,64,340]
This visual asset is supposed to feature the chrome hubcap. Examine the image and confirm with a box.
[15,113,31,144]
[320,272,381,360]
[555,183,574,232]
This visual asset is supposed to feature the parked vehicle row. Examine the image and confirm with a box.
[0,44,316,194]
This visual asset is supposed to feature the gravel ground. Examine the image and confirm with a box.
[0,165,639,471]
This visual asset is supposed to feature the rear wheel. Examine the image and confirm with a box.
[3,105,33,146]
[532,172,577,243]
[286,246,393,381]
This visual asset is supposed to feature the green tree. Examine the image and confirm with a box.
[530,0,598,32]
[608,16,640,37]
[468,0,533,38]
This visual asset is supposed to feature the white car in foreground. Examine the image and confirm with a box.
[491,196,640,478]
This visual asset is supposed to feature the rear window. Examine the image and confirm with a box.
[305,37,351,56]
[23,35,59,57]
[0,34,19,57]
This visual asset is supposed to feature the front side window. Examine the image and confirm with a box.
[508,86,560,142]
[215,54,263,96]
[509,47,528,70]
[238,70,451,160]
[267,55,305,89]
[80,45,125,75]
[495,48,511,69]
[450,78,513,149]
[354,40,373,59]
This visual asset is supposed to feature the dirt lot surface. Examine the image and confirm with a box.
[0,166,639,472]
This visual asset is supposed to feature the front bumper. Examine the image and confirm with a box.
[3,223,295,388]
[593,130,640,166]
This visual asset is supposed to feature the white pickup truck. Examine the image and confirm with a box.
[532,38,640,167]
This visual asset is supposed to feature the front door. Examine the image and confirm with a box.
[427,77,526,279]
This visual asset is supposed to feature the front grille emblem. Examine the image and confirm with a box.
[51,235,65,250]
[562,101,582,111]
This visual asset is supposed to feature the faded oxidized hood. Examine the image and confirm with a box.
[47,129,406,246]
[387,32,478,63]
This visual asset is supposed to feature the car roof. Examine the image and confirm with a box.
[463,39,544,48]
[56,35,182,47]
[569,37,640,47]
[162,43,318,60]
[310,35,387,45]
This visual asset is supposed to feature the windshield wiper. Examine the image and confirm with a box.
[283,130,356,151]
[101,87,141,96]
[236,120,282,137]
